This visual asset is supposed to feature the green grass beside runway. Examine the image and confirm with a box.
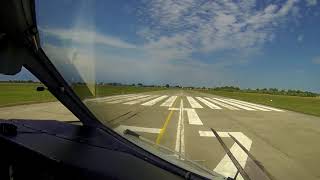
[0,83,56,107]
[200,90,320,117]
[0,83,166,107]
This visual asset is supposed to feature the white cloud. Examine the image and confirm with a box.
[41,28,137,49]
[306,0,317,6]
[297,34,304,42]
[138,0,300,63]
[39,0,311,87]
[312,56,320,64]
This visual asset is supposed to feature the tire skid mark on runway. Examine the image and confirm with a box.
[187,96,203,108]
[204,97,240,110]
[161,96,178,107]
[213,98,256,111]
[196,97,222,109]
[228,99,284,112]
[142,95,169,106]
[225,99,271,111]
[124,95,159,105]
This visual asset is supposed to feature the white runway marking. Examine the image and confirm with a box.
[114,125,161,134]
[213,98,256,111]
[108,95,149,104]
[196,97,222,109]
[213,132,252,180]
[85,94,135,103]
[100,94,135,102]
[228,99,284,112]
[187,96,203,108]
[204,97,240,110]
[141,95,168,106]
[186,109,203,125]
[169,107,193,111]
[175,99,185,159]
[199,131,230,137]
[161,96,177,107]
[225,99,271,111]
[124,95,159,105]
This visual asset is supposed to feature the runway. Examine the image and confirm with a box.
[84,90,320,180]
[1,89,320,179]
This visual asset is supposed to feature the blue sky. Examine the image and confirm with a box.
[1,0,320,92]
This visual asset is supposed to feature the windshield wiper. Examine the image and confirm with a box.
[211,128,250,180]
[211,128,275,180]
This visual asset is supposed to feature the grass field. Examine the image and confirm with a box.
[0,83,166,107]
[0,83,56,107]
[201,90,320,117]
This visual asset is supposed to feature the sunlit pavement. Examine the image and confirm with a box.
[87,90,320,180]
[2,90,320,180]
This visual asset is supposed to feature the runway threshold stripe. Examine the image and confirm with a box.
[199,131,230,137]
[124,95,159,105]
[142,95,168,106]
[225,99,271,111]
[86,94,134,102]
[228,99,284,112]
[101,94,138,102]
[195,97,222,109]
[213,132,252,179]
[186,109,203,125]
[186,96,203,108]
[161,96,177,107]
[213,98,256,111]
[204,97,239,110]
[108,95,149,104]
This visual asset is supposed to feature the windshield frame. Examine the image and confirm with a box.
[15,2,226,179]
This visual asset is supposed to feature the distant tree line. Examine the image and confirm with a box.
[210,86,318,97]
[0,80,38,83]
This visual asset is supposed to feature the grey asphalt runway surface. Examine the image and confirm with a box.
[1,89,320,180]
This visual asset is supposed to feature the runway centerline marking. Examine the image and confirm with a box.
[161,96,178,107]
[175,99,185,159]
[142,95,168,106]
[187,96,203,108]
[196,97,222,109]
